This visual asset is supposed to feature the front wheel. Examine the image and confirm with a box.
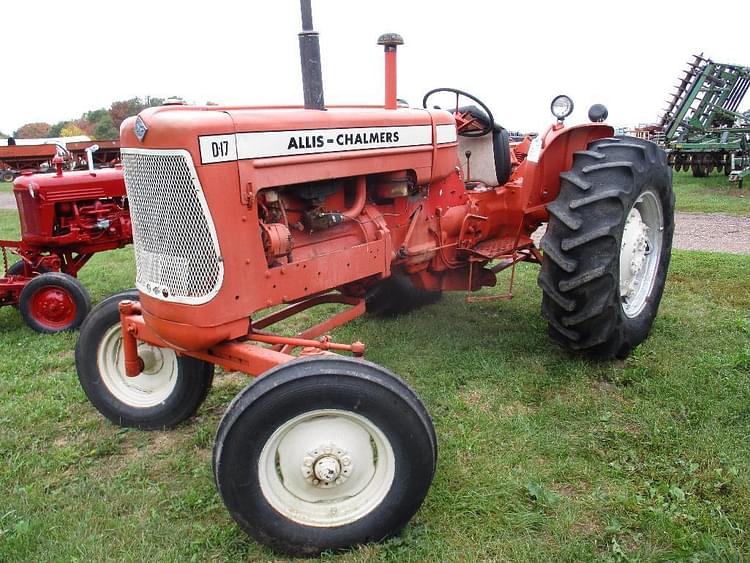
[18,272,91,333]
[75,290,214,429]
[213,356,436,556]
[539,136,675,358]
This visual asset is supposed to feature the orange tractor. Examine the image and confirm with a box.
[75,1,674,555]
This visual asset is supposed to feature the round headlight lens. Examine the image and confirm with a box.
[551,95,574,120]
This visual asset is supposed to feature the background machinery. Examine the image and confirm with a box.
[67,140,121,169]
[74,1,675,555]
[0,142,63,181]
[659,54,750,185]
[1,158,130,332]
[0,139,121,180]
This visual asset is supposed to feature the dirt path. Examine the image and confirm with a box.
[0,193,747,254]
[671,213,750,255]
[531,212,749,255]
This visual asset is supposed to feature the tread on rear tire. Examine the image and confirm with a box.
[539,136,675,358]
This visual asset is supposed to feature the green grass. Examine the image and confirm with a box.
[0,179,12,193]
[673,170,750,216]
[1,202,750,561]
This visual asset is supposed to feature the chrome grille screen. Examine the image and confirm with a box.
[121,148,223,304]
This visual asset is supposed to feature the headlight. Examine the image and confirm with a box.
[550,95,574,120]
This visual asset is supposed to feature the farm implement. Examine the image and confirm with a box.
[0,139,121,181]
[1,157,130,332]
[67,140,121,170]
[0,143,62,182]
[659,54,750,185]
[74,1,675,555]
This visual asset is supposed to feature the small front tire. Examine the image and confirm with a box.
[18,272,91,333]
[213,356,436,556]
[75,290,214,429]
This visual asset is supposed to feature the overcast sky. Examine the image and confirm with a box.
[2,0,748,135]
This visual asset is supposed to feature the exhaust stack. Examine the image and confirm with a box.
[377,33,404,110]
[298,0,325,110]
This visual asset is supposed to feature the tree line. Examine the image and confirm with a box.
[1,96,171,140]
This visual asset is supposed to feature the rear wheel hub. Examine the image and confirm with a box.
[619,189,664,318]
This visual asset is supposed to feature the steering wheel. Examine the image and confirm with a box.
[422,87,495,138]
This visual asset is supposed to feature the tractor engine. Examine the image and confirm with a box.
[119,105,462,350]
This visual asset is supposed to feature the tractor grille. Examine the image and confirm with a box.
[121,149,223,304]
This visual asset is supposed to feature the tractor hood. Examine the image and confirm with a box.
[120,104,458,187]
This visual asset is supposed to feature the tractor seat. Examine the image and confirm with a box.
[455,105,511,187]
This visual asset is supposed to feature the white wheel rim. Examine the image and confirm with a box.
[97,324,179,408]
[619,189,664,318]
[258,409,395,527]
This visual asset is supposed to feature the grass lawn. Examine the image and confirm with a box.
[672,170,750,216]
[0,179,12,193]
[1,187,749,561]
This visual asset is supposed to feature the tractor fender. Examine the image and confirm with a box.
[521,123,613,214]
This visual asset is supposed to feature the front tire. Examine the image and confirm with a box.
[19,272,91,333]
[75,290,214,429]
[539,136,675,358]
[213,356,436,556]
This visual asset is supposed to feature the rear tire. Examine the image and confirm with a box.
[539,136,674,358]
[75,290,214,429]
[366,274,441,316]
[6,260,51,277]
[214,356,436,556]
[6,261,26,277]
[18,272,91,333]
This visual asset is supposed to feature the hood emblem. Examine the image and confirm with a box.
[134,116,148,142]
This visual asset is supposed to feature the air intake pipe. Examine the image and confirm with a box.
[378,33,403,110]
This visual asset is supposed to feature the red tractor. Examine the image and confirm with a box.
[1,160,130,332]
[75,2,674,555]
